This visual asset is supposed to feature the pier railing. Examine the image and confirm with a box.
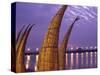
[24,48,97,71]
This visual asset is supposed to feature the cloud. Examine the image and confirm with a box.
[82,6,90,10]
[69,10,77,16]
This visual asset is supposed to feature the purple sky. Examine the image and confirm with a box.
[16,2,97,51]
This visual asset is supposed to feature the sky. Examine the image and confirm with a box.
[16,2,97,51]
